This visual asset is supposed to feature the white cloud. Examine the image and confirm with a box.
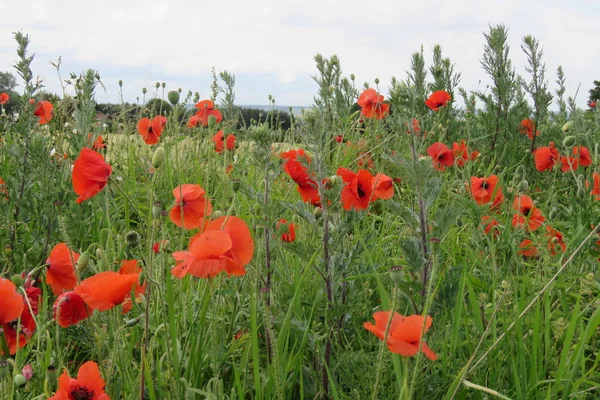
[1,0,598,106]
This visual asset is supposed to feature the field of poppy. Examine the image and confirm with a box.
[1,26,600,399]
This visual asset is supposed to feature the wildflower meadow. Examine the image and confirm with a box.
[1,25,600,399]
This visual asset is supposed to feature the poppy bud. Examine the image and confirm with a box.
[142,88,147,94]
[11,274,24,287]
[363,82,369,89]
[161,82,166,88]
[268,94,273,102]
[152,147,166,169]
[46,365,57,383]
[388,266,404,286]
[95,248,103,260]
[138,271,146,286]
[313,207,322,220]
[374,78,380,85]
[208,115,217,129]
[125,317,140,327]
[329,175,340,185]
[288,106,293,113]
[125,230,141,248]
[562,121,573,133]
[552,236,559,244]
[231,179,241,192]
[0,359,9,379]
[77,251,90,273]
[155,82,160,89]
[5,244,12,256]
[152,202,163,219]
[212,210,223,219]
[328,222,336,233]
[456,217,463,227]
[14,374,27,387]
[577,188,585,198]
[167,90,180,105]
[518,180,529,192]
[178,88,182,93]
[118,80,123,87]
[562,136,576,148]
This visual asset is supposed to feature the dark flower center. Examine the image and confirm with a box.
[357,185,366,198]
[71,386,95,400]
[148,126,154,134]
[481,182,489,189]
[523,207,531,216]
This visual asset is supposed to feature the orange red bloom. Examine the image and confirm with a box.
[512,195,545,231]
[188,100,223,128]
[481,216,500,237]
[87,134,106,151]
[72,148,112,204]
[363,311,437,360]
[74,271,139,312]
[425,90,451,111]
[53,292,91,328]
[119,260,145,314]
[49,361,110,400]
[452,141,478,167]
[545,226,566,255]
[519,119,540,140]
[373,173,394,200]
[276,219,296,242]
[534,145,559,171]
[518,239,538,258]
[281,149,321,206]
[169,184,212,229]
[137,116,166,145]
[0,277,24,326]
[590,172,600,200]
[34,100,54,124]
[338,168,375,210]
[427,142,454,171]
[0,92,9,105]
[357,89,389,120]
[561,146,592,172]
[171,216,254,278]
[212,130,236,153]
[468,175,503,206]
[46,243,80,295]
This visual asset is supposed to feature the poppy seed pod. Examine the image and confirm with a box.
[125,231,141,248]
[161,82,166,88]
[374,78,380,85]
[152,147,166,169]
[177,88,182,93]
[155,82,160,89]
[11,274,24,287]
[350,74,355,81]
[389,266,404,286]
[167,90,180,105]
[0,359,9,379]
[152,202,163,218]
[562,121,573,133]
[118,80,123,87]
[562,136,576,148]
[313,206,323,220]
[231,179,241,192]
[142,88,147,94]
[77,251,90,273]
[14,374,27,387]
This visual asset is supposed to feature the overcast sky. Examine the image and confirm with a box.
[1,1,598,107]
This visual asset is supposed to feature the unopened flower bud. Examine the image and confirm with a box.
[14,374,27,387]
[95,248,103,260]
[152,202,163,218]
[231,179,241,192]
[125,317,140,327]
[518,180,529,192]
[350,74,355,81]
[167,91,180,105]
[313,207,322,220]
[152,147,166,168]
[562,136,576,148]
[118,80,123,87]
[208,115,217,129]
[4,244,12,256]
[389,266,404,286]
[177,88,182,93]
[562,121,573,133]
[11,274,24,287]
[161,82,166,88]
[212,210,223,219]
[374,78,380,85]
[155,82,160,89]
[77,251,90,273]
[142,88,147,94]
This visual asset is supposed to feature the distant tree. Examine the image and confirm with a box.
[145,98,173,116]
[588,80,600,108]
[0,71,19,113]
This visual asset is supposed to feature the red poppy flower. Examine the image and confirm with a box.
[425,91,451,111]
[0,177,7,199]
[0,277,24,325]
[49,361,110,400]
[357,89,389,120]
[152,240,170,253]
[137,116,166,145]
[545,226,566,255]
[72,148,112,204]
[46,243,80,295]
[363,311,437,360]
[372,173,394,200]
[34,101,54,124]
[335,135,344,143]
[518,239,538,258]
[74,272,139,312]
[560,156,578,172]
[406,118,422,136]
[534,145,559,171]
[169,184,212,229]
[519,119,540,140]
[276,219,296,242]
[590,172,600,200]
[87,134,106,151]
[512,195,545,231]
[119,260,145,314]
[2,302,36,356]
[565,146,593,171]
[24,286,42,315]
[0,92,9,105]
[171,216,254,278]
[481,216,500,237]
[427,142,454,171]
[186,115,202,128]
[337,168,375,210]
[281,149,321,205]
[590,101,596,108]
[53,292,91,328]
[190,100,223,127]
[468,175,501,205]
